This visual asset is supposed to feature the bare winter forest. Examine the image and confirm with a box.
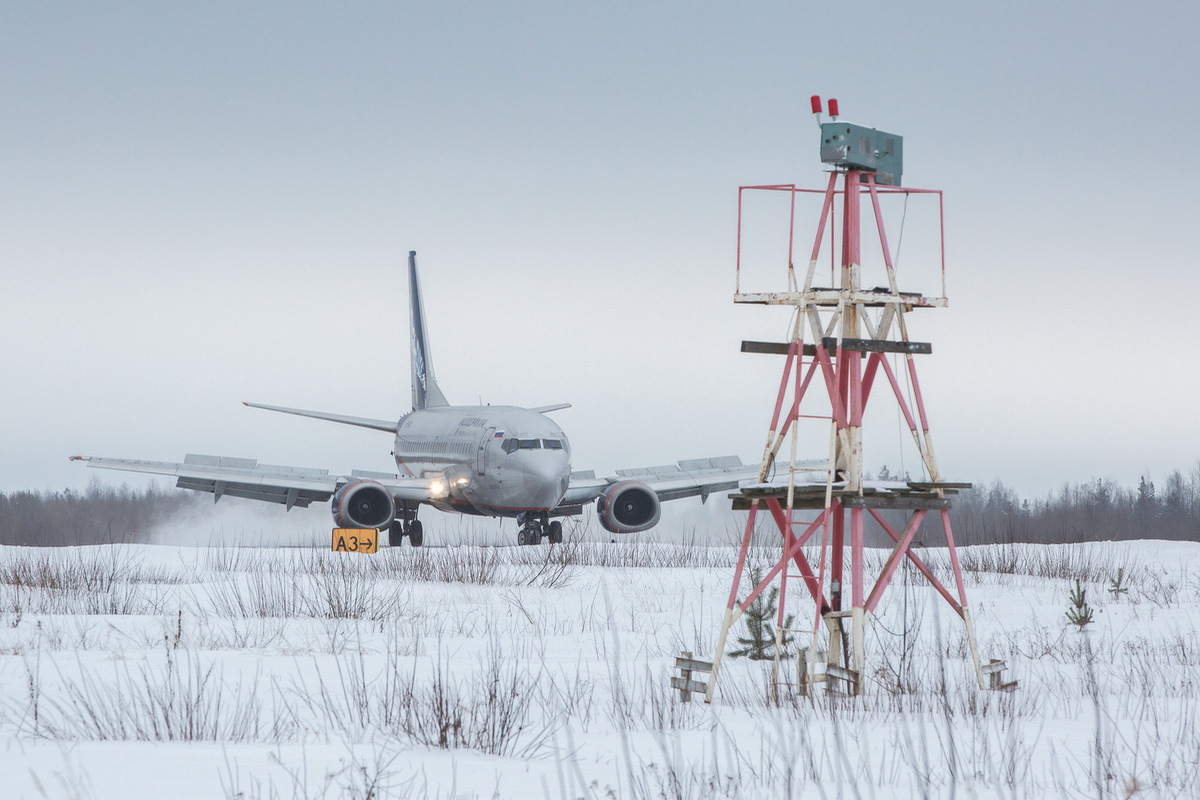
[0,479,199,547]
[949,467,1200,544]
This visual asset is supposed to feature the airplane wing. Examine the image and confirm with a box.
[558,455,829,509]
[70,453,442,509]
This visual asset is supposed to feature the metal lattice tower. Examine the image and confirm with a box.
[701,98,1008,701]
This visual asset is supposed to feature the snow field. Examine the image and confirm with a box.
[0,539,1197,798]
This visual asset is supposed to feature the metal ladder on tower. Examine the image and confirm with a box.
[768,406,839,703]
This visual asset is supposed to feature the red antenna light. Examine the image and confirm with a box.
[828,98,839,119]
[810,95,822,115]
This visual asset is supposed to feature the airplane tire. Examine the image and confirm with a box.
[408,521,423,547]
[517,529,529,546]
[389,520,405,547]
[548,521,563,544]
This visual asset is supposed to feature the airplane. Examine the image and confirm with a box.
[72,251,771,547]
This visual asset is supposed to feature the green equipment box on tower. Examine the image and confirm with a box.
[820,121,903,186]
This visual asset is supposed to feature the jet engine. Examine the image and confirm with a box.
[331,480,395,530]
[596,481,661,534]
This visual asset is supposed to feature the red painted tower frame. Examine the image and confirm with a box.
[703,119,995,699]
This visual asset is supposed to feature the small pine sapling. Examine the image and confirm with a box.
[1066,578,1095,631]
[1108,567,1129,599]
[729,567,794,660]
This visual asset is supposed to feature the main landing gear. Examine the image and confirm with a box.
[516,512,562,546]
[389,503,423,547]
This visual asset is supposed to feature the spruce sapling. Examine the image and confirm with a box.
[1107,567,1129,598]
[1066,578,1095,631]
[729,567,794,660]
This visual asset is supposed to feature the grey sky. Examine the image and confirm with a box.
[2,3,1198,499]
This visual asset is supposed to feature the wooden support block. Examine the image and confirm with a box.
[670,677,709,694]
[825,664,860,696]
[675,656,714,673]
[673,650,714,702]
[982,659,1019,692]
[823,609,855,620]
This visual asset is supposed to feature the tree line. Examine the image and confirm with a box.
[949,467,1200,544]
[2,467,1198,547]
[0,479,202,546]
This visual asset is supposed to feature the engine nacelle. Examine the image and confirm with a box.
[331,480,396,530]
[596,481,661,534]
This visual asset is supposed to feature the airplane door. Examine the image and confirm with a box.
[478,428,494,476]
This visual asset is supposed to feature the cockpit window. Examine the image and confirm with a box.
[502,437,562,453]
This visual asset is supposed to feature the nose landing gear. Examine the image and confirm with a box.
[516,512,563,546]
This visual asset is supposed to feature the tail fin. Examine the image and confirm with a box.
[409,251,450,410]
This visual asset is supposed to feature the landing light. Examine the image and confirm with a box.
[430,479,447,497]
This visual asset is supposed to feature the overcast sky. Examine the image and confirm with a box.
[3,2,1198,502]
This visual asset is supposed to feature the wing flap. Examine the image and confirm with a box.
[634,457,755,503]
[620,457,828,502]
[677,455,743,471]
[655,479,742,503]
[175,477,326,508]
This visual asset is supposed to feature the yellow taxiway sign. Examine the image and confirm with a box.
[331,528,379,554]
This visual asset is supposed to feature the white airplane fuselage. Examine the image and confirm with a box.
[393,405,571,516]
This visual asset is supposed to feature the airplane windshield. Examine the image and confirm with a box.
[501,438,562,453]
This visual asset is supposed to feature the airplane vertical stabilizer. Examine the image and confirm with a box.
[408,251,450,411]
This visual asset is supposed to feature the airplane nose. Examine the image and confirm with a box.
[519,454,571,507]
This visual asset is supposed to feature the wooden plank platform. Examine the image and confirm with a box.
[732,496,952,511]
[730,483,960,511]
[734,289,947,309]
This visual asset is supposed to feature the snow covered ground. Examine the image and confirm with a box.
[0,535,1196,799]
